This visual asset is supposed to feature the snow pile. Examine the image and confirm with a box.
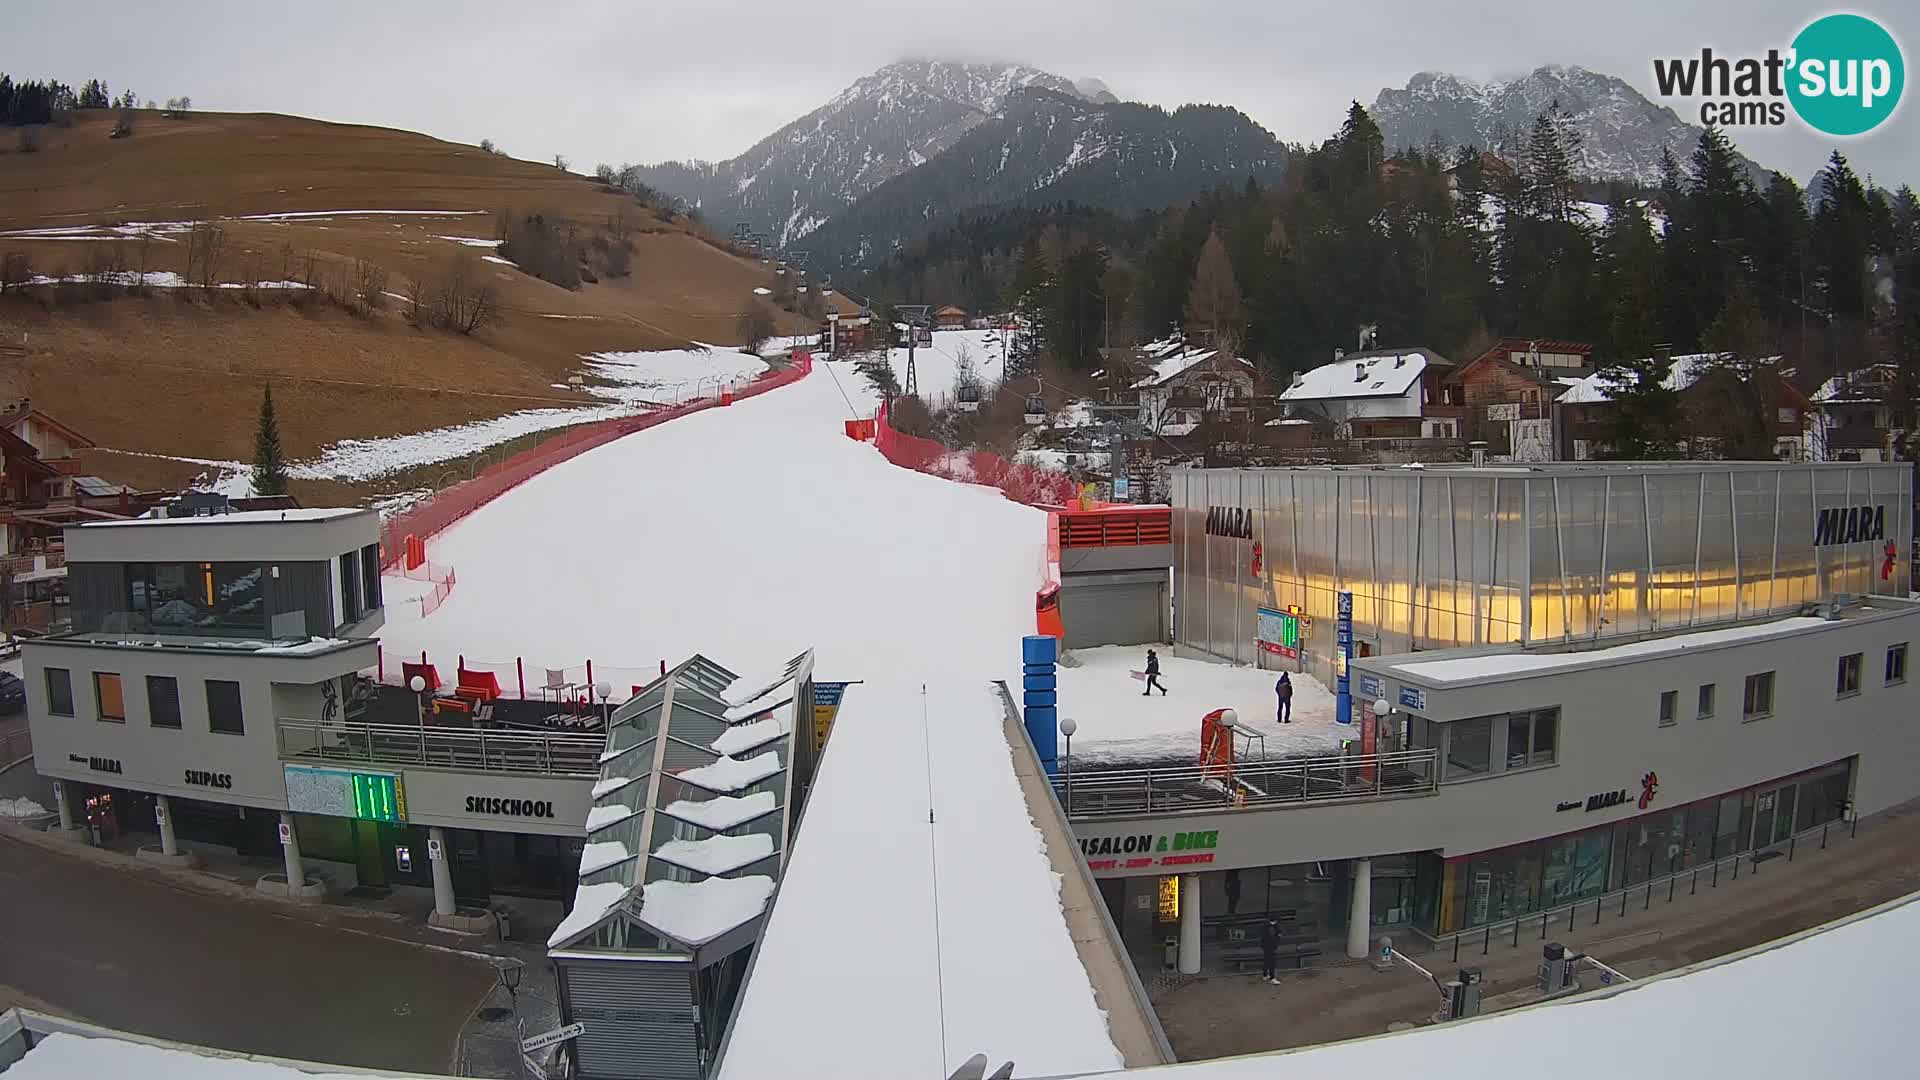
[639,875,775,945]
[253,636,350,656]
[591,775,636,798]
[1057,646,1343,765]
[663,791,778,830]
[712,712,790,756]
[578,347,769,407]
[584,804,634,831]
[578,839,634,876]
[653,832,775,874]
[678,751,782,793]
[0,796,50,818]
[547,881,632,947]
[438,235,502,247]
[291,404,633,482]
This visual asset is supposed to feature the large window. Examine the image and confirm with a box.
[45,668,73,716]
[1743,671,1774,720]
[147,675,181,729]
[1505,709,1558,768]
[206,680,244,735]
[93,672,126,722]
[1837,653,1863,697]
[129,561,266,634]
[1445,716,1492,777]
[1887,644,1908,686]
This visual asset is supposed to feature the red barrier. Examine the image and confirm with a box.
[870,401,1078,508]
[381,354,813,568]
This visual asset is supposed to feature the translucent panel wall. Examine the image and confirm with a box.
[1173,464,1913,673]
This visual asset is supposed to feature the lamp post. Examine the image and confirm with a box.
[1374,698,1392,755]
[494,958,526,1079]
[1059,716,1077,815]
[409,675,427,725]
[594,682,612,730]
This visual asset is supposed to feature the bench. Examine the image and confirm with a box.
[1222,943,1322,972]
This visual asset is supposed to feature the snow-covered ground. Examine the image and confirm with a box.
[718,680,1122,1079]
[881,328,1008,407]
[579,347,767,406]
[1058,646,1343,766]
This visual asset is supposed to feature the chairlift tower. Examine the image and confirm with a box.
[895,304,931,397]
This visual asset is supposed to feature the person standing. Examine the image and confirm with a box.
[1259,917,1280,984]
[1142,649,1167,696]
[1275,671,1293,723]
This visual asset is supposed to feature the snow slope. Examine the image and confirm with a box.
[1060,646,1342,765]
[883,328,1007,407]
[718,680,1122,1079]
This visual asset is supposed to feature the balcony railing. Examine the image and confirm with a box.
[1055,747,1438,818]
[276,718,606,777]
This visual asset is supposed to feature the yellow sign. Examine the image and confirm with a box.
[813,705,837,752]
[1157,875,1181,922]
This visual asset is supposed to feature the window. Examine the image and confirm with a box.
[93,672,126,722]
[1445,716,1493,777]
[147,675,181,729]
[339,552,363,623]
[1743,671,1775,720]
[206,680,244,735]
[1778,407,1798,425]
[1503,709,1559,768]
[1837,653,1863,697]
[360,544,383,613]
[1698,683,1715,719]
[129,561,265,634]
[1658,690,1678,727]
[1531,711,1558,764]
[1888,644,1908,686]
[45,668,74,717]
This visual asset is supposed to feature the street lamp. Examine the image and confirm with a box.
[493,957,526,1078]
[1059,716,1077,815]
[594,682,612,729]
[409,675,427,724]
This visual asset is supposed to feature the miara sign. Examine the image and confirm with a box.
[1205,507,1254,539]
[1814,504,1886,547]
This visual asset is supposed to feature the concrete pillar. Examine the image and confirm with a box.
[1347,858,1373,960]
[1177,872,1202,975]
[52,781,75,833]
[279,811,306,889]
[155,795,178,857]
[429,826,456,917]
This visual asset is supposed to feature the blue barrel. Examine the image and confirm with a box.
[1025,690,1057,709]
[1022,635,1059,666]
[1023,673,1057,692]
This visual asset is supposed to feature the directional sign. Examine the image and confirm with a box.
[521,1022,586,1054]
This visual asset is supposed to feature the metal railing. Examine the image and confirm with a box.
[1423,813,1863,959]
[1056,748,1438,818]
[276,718,606,777]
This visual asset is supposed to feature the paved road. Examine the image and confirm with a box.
[0,832,493,1074]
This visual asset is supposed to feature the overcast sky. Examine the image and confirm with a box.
[7,1,1914,188]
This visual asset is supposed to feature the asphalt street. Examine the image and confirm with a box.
[0,831,494,1074]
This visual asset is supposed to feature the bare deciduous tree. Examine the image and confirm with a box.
[405,255,496,335]
[736,303,777,356]
[353,257,389,313]
[553,154,569,171]
[0,252,35,294]
[183,221,227,292]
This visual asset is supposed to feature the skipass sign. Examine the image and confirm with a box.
[1652,13,1904,136]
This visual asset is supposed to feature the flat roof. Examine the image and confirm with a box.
[28,633,372,658]
[1185,460,1905,478]
[79,508,369,527]
[1370,604,1912,688]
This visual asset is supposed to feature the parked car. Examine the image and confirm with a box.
[0,671,25,715]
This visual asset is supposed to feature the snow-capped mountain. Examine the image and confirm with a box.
[1370,65,1760,184]
[634,60,1104,249]
[804,88,1289,268]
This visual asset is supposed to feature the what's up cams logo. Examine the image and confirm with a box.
[1654,13,1904,136]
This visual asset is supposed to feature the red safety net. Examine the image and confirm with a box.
[871,401,1078,508]
[381,354,813,567]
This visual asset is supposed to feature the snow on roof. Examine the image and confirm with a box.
[584,803,634,831]
[1388,616,1829,685]
[87,507,366,527]
[1159,421,1200,436]
[639,875,775,946]
[252,636,352,656]
[1812,365,1897,404]
[1281,351,1427,401]
[1264,417,1312,427]
[716,679,1123,1080]
[578,839,635,876]
[678,750,782,793]
[546,881,631,947]
[1130,347,1219,389]
[591,775,636,799]
[1097,890,1920,1080]
[662,791,778,830]
[1555,352,1783,404]
[712,709,791,756]
[652,832,775,874]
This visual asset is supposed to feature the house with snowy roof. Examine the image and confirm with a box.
[1809,363,1900,462]
[1556,350,1810,461]
[1279,347,1458,443]
[1127,338,1259,436]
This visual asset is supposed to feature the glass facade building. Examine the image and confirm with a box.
[1173,463,1913,674]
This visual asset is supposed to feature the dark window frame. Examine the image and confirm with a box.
[93,671,127,723]
[1887,644,1908,686]
[146,675,182,729]
[1658,690,1678,727]
[1698,683,1715,719]
[206,679,245,735]
[45,667,74,717]
[1743,671,1775,720]
[1837,653,1863,698]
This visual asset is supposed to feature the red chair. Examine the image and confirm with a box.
[401,662,441,694]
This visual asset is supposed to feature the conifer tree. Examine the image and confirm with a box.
[251,386,289,497]
[1184,227,1244,355]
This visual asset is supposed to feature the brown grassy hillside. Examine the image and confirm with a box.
[0,109,817,493]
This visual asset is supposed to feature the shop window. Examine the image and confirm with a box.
[1697,683,1715,719]
[45,667,74,716]
[206,679,245,735]
[1658,690,1677,727]
[1445,716,1492,777]
[1887,643,1908,686]
[1743,671,1774,720]
[94,672,126,723]
[147,675,181,729]
[1837,653,1863,698]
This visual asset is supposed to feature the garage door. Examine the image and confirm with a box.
[1062,574,1166,648]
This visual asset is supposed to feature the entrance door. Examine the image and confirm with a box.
[352,819,387,889]
[1752,786,1788,850]
[450,830,491,908]
[1771,785,1798,845]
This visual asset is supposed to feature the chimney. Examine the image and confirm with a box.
[1291,372,1306,389]
[1334,348,1346,363]
[1394,354,1405,368]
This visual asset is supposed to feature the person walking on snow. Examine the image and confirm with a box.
[1259,917,1281,983]
[1275,672,1293,723]
[1142,649,1167,696]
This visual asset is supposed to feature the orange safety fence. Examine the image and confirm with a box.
[1058,506,1173,548]
[380,353,814,568]
[871,400,1079,508]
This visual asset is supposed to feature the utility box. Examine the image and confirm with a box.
[1446,967,1484,1020]
[1538,942,1574,993]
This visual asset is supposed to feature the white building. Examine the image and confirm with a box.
[1279,348,1456,440]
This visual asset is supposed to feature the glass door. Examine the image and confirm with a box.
[1751,788,1782,850]
[1772,785,1799,844]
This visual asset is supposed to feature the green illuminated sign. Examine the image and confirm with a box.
[352,773,404,822]
[284,764,407,823]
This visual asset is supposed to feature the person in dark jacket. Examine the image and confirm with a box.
[1142,649,1167,696]
[1259,918,1280,983]
[1275,672,1293,723]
